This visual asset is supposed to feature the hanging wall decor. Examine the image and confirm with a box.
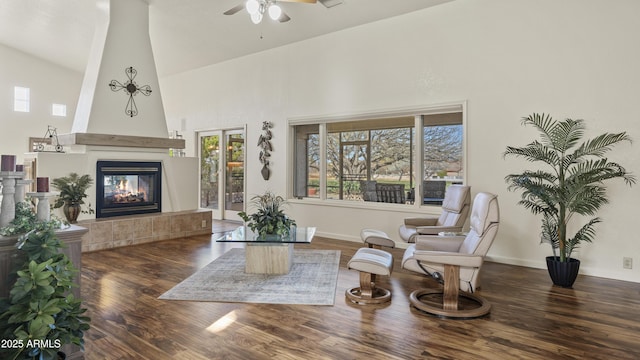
[108,66,152,117]
[258,121,273,180]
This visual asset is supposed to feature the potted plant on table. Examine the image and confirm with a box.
[239,191,296,239]
[51,173,94,224]
[504,113,635,287]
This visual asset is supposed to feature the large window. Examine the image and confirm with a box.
[292,105,464,206]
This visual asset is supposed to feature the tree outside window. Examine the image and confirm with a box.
[293,110,463,205]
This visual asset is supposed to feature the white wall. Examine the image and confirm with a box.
[0,43,82,163]
[161,0,640,282]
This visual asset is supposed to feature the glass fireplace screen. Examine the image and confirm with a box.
[96,161,162,218]
[103,174,156,205]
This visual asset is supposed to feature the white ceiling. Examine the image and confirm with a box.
[0,0,452,76]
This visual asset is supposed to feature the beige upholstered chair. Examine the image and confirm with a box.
[401,192,499,318]
[398,185,471,243]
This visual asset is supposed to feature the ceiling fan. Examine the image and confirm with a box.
[224,0,318,24]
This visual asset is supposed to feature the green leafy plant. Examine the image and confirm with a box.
[0,222,90,360]
[0,202,37,237]
[504,113,636,262]
[51,173,94,209]
[51,173,95,223]
[0,201,63,237]
[239,191,296,238]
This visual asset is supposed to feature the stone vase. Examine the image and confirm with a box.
[63,203,81,224]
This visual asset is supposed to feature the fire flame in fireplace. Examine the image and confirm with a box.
[109,177,147,204]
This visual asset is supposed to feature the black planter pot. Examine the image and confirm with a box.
[546,256,580,288]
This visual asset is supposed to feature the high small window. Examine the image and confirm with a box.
[14,86,30,112]
[52,103,67,117]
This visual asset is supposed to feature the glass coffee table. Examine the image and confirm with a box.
[216,226,316,275]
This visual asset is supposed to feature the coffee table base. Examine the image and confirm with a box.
[245,243,293,274]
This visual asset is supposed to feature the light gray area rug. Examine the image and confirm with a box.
[159,248,341,305]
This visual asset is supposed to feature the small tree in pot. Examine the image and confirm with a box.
[504,113,635,287]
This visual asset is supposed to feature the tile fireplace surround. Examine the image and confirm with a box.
[78,209,212,252]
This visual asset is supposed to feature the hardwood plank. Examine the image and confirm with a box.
[78,228,640,359]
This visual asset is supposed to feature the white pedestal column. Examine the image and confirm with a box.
[26,192,58,222]
[15,177,31,203]
[0,172,21,227]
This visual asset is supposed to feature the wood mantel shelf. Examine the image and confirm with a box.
[57,132,185,149]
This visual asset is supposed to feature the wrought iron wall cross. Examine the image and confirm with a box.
[108,66,152,117]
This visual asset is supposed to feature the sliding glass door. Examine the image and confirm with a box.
[224,131,245,219]
[198,128,245,220]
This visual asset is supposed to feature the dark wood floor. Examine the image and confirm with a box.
[80,229,640,359]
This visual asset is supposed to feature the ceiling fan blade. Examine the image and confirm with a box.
[223,4,244,15]
[318,0,343,7]
[278,0,317,3]
[278,12,291,23]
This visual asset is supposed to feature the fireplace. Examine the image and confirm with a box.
[96,160,162,218]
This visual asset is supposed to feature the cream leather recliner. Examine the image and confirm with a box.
[398,185,471,243]
[401,192,499,318]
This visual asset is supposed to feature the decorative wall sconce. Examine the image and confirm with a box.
[258,121,273,180]
[108,66,152,117]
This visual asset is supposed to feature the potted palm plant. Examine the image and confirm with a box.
[239,191,296,239]
[504,113,635,287]
[52,173,94,224]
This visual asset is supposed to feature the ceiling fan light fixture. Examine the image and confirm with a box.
[268,4,282,20]
[251,11,263,24]
[246,0,260,15]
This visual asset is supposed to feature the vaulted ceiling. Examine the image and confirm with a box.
[0,0,452,76]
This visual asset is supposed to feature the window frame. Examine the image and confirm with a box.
[52,103,67,117]
[288,101,467,210]
[13,86,30,112]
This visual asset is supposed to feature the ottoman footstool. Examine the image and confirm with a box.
[360,228,395,249]
[346,247,394,304]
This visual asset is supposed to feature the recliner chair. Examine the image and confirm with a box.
[398,185,471,243]
[401,192,499,318]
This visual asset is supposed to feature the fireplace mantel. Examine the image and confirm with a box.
[57,132,185,149]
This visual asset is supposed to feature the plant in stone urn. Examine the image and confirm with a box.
[239,191,296,238]
[52,173,95,224]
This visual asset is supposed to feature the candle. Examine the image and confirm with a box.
[37,177,49,192]
[16,164,24,172]
[1,155,16,171]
